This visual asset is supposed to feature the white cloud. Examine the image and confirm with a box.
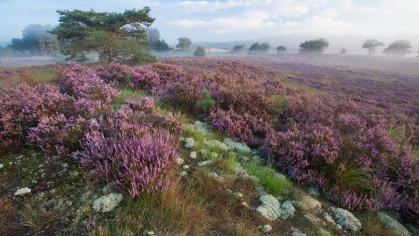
[358,6,377,13]
[380,0,419,13]
[177,0,243,13]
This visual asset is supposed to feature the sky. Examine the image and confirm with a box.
[0,0,418,45]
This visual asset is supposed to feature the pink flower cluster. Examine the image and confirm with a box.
[74,103,180,197]
[60,64,121,116]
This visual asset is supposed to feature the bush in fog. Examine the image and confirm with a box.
[248,42,270,54]
[177,37,192,50]
[340,48,346,54]
[382,39,413,57]
[231,44,245,53]
[362,39,385,55]
[193,46,206,57]
[298,38,329,54]
[276,46,286,54]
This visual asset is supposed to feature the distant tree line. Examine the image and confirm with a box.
[224,38,416,58]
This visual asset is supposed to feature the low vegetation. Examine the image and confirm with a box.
[1,54,419,235]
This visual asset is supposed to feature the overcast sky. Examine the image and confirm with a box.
[1,0,418,44]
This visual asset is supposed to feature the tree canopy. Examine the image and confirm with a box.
[49,7,156,64]
[248,42,270,54]
[177,37,192,50]
[7,24,57,55]
[382,40,413,57]
[298,38,329,54]
[340,48,347,54]
[276,45,286,54]
[193,46,205,57]
[362,39,384,55]
[231,44,245,53]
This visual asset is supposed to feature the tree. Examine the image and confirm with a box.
[177,37,192,50]
[382,39,413,57]
[276,45,286,54]
[231,44,245,53]
[299,38,329,54]
[340,48,347,54]
[248,42,270,54]
[22,24,54,55]
[155,39,170,51]
[362,39,384,55]
[193,46,205,56]
[49,7,156,63]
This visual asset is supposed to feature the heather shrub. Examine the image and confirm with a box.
[75,111,179,197]
[128,67,160,94]
[0,83,76,147]
[208,108,274,147]
[262,94,419,213]
[27,114,85,164]
[95,62,132,85]
[148,63,183,85]
[59,64,120,116]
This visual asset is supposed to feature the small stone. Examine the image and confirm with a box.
[324,212,336,225]
[234,192,243,198]
[182,165,189,169]
[331,207,362,232]
[281,201,296,219]
[179,171,187,176]
[147,231,155,235]
[378,212,410,236]
[92,193,123,213]
[189,151,197,159]
[0,164,4,169]
[257,224,273,233]
[32,180,37,184]
[184,137,195,148]
[70,171,80,177]
[198,160,212,167]
[298,196,322,210]
[38,164,44,168]
[175,158,184,165]
[256,194,282,221]
[14,187,31,196]
[9,162,13,165]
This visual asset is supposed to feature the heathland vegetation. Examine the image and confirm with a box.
[1,6,419,236]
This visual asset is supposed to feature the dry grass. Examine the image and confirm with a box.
[0,196,65,236]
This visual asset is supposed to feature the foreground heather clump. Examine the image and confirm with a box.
[0,83,76,147]
[74,103,180,197]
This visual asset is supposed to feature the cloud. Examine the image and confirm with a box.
[358,6,377,13]
[177,0,243,13]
